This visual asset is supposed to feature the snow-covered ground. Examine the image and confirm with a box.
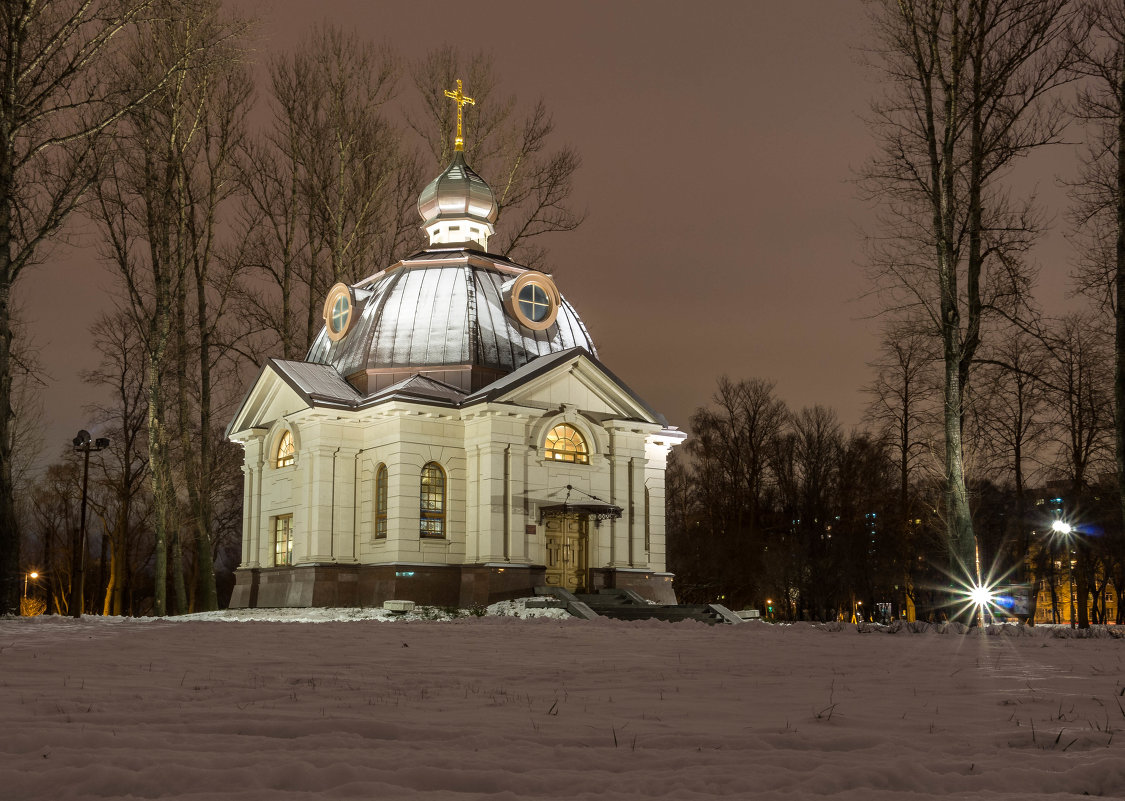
[2,606,1124,800]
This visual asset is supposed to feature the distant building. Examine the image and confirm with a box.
[1026,484,1119,625]
[226,83,684,608]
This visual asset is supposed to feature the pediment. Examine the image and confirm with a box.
[472,350,662,425]
[227,365,315,438]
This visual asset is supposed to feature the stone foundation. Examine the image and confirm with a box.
[229,563,677,609]
[230,563,547,609]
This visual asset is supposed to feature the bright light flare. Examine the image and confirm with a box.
[969,584,993,607]
[947,570,1010,625]
[1051,519,1072,535]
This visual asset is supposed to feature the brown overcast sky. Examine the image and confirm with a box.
[27,0,1081,468]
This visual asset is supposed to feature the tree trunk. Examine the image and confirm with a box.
[148,349,172,616]
[1115,30,1125,638]
[191,243,217,611]
[0,124,19,616]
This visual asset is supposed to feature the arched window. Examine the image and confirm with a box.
[419,462,445,538]
[275,430,295,468]
[375,464,388,539]
[545,424,589,464]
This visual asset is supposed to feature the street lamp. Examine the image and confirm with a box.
[23,571,38,599]
[1051,519,1076,628]
[70,430,110,619]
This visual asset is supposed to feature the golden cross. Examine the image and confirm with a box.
[443,79,475,152]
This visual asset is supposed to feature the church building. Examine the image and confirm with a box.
[226,82,684,609]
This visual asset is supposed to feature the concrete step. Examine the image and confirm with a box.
[532,586,742,625]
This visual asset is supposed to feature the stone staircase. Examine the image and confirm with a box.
[529,586,742,625]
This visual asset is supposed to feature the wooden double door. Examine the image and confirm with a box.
[544,514,589,592]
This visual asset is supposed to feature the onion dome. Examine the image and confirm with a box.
[417,151,498,251]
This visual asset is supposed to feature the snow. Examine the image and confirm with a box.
[3,607,1124,800]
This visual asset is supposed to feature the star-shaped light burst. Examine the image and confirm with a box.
[944,555,1016,625]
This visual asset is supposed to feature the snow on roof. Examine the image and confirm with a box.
[362,374,468,407]
[305,255,597,377]
[464,346,667,425]
[270,359,362,407]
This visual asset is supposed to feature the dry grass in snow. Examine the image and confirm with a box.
[2,612,1124,800]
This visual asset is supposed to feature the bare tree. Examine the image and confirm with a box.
[786,405,844,619]
[0,0,196,614]
[1042,313,1113,627]
[865,324,940,534]
[84,310,150,615]
[972,326,1050,606]
[679,377,788,607]
[28,461,81,614]
[1069,0,1125,627]
[237,25,421,360]
[91,0,245,615]
[861,0,1076,591]
[864,323,941,616]
[171,24,251,614]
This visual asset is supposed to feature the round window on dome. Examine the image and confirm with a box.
[518,283,550,322]
[505,273,560,331]
[323,283,356,342]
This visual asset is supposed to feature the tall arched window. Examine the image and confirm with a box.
[275,430,295,468]
[375,464,388,539]
[545,424,589,464]
[420,462,446,538]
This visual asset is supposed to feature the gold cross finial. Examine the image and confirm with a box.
[444,79,474,152]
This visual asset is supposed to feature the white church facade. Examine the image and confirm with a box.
[226,84,684,608]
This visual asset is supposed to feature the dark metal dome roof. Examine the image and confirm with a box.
[306,249,596,380]
[417,151,498,227]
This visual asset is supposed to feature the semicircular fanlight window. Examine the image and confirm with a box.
[545,424,589,464]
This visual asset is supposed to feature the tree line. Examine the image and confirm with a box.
[669,0,1125,627]
[1,0,582,616]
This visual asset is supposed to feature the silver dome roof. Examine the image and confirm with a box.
[417,151,498,226]
[306,250,596,379]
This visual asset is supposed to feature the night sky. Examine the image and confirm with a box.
[26,1,1079,467]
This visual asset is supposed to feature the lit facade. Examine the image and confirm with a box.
[226,91,684,608]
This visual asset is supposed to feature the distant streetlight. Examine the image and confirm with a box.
[23,571,38,599]
[70,430,110,619]
[1050,519,1076,628]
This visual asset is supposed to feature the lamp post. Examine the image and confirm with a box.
[1051,519,1076,628]
[70,431,110,619]
[23,571,38,599]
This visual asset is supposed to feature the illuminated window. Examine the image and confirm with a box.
[644,486,651,552]
[420,462,445,538]
[275,430,295,468]
[274,515,293,566]
[545,424,589,464]
[375,464,388,539]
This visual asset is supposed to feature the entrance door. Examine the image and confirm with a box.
[544,514,588,592]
